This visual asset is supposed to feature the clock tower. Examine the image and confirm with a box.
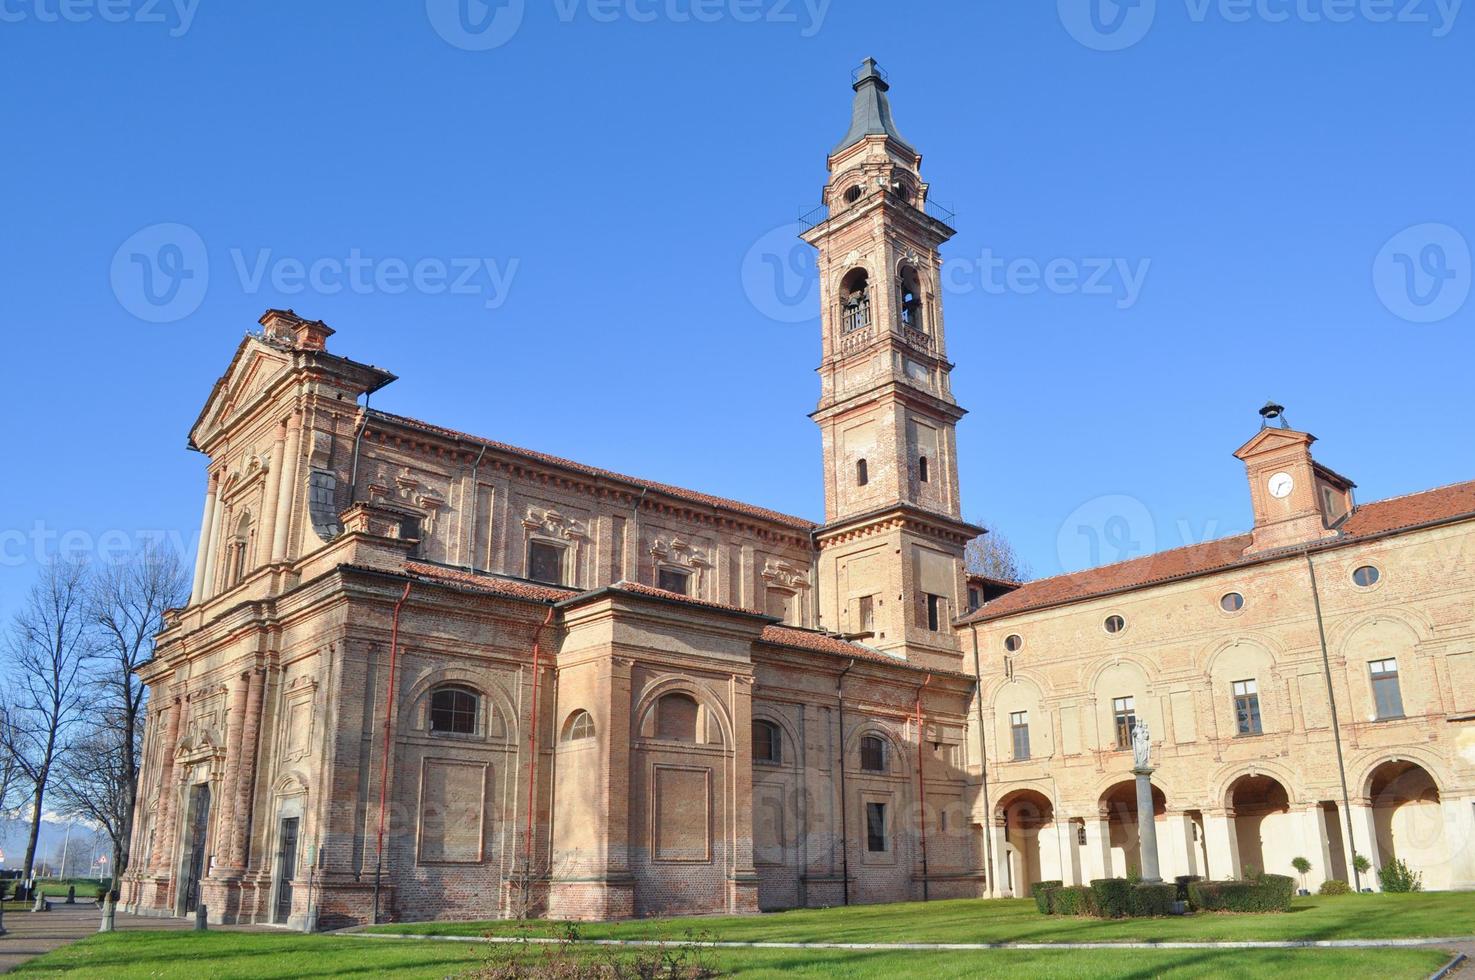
[803,59,979,667]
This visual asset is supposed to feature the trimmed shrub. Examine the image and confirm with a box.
[1318,879,1351,896]
[1188,874,1294,913]
[1052,885,1095,917]
[1031,880,1063,914]
[1128,882,1178,917]
[1378,858,1423,893]
[1089,878,1133,919]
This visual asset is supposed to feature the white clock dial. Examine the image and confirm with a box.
[1267,472,1295,499]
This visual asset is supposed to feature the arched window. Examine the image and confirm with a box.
[752,719,782,764]
[429,685,478,735]
[860,734,887,773]
[839,268,871,335]
[655,692,699,742]
[899,266,924,332]
[562,709,595,742]
[227,511,253,587]
[856,458,869,486]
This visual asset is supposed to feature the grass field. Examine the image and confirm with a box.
[362,892,1475,944]
[7,930,1457,979]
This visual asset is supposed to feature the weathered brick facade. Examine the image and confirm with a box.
[118,63,1473,929]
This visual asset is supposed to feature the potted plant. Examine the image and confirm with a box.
[1291,856,1312,895]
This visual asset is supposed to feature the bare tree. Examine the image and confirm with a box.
[0,698,21,813]
[82,544,187,880]
[4,557,93,881]
[51,726,135,883]
[965,522,1032,583]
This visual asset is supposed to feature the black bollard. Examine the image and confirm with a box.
[66,884,76,905]
[0,899,7,936]
[193,903,208,931]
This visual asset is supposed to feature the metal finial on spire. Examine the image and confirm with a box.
[1259,401,1290,429]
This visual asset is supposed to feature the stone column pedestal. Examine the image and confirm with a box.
[1133,767,1161,883]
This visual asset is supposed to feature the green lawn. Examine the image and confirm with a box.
[7,930,1456,979]
[363,893,1475,944]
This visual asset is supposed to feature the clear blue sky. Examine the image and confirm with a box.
[2,1,1471,619]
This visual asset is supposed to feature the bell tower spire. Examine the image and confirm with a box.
[804,60,977,669]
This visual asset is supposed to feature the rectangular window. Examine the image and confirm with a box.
[858,594,875,633]
[925,593,943,632]
[528,540,565,586]
[658,567,691,595]
[1370,658,1405,719]
[968,587,981,612]
[1113,696,1136,749]
[865,801,888,853]
[398,516,422,558]
[1233,679,1263,735]
[919,455,930,483]
[1010,711,1030,761]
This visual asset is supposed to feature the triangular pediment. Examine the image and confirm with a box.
[1233,426,1316,461]
[188,336,294,451]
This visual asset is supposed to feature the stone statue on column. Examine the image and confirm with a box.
[1131,720,1162,883]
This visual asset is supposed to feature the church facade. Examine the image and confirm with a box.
[120,63,1475,928]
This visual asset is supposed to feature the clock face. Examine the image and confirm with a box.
[1268,471,1295,499]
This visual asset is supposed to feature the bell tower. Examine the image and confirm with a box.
[804,59,978,668]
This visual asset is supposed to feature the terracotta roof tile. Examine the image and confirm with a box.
[595,581,773,619]
[959,479,1475,624]
[371,410,816,532]
[404,561,577,603]
[757,625,972,677]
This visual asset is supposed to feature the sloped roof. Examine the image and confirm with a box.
[958,480,1475,624]
[371,409,816,532]
[403,561,576,603]
[833,58,915,157]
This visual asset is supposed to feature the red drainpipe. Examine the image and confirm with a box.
[372,580,413,924]
[523,606,556,879]
[916,673,933,902]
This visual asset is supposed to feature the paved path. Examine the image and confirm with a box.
[0,902,273,974]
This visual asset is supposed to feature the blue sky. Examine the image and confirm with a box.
[1,0,1471,619]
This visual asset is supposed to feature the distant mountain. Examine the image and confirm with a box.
[0,813,109,877]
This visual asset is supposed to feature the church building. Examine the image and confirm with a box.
[120,61,1475,928]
